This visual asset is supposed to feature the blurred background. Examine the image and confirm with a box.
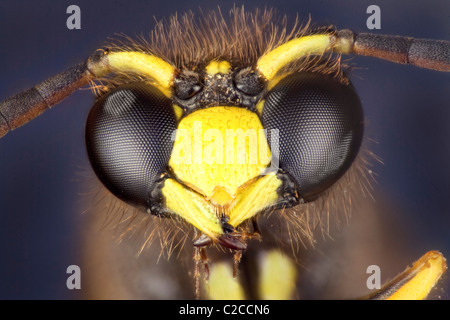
[0,0,448,299]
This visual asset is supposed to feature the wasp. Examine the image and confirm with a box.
[0,6,448,299]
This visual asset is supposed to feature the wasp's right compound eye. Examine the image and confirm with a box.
[85,83,177,209]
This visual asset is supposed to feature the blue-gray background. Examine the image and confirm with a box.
[0,0,448,299]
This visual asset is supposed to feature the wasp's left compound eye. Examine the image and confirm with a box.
[85,83,177,208]
[261,72,364,202]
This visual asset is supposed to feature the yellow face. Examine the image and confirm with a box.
[165,105,280,240]
[155,61,300,298]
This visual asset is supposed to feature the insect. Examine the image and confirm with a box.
[0,6,448,299]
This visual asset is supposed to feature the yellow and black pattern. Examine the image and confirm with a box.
[0,6,447,300]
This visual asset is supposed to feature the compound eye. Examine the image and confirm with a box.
[261,72,364,202]
[85,83,177,208]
